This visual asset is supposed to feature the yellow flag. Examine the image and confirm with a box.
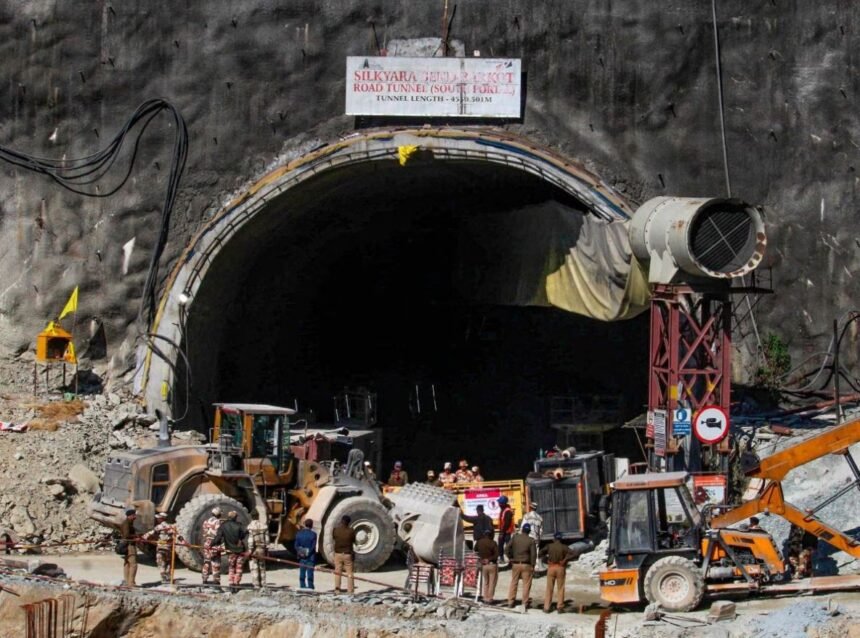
[58,286,78,320]
[397,145,418,166]
[64,340,77,364]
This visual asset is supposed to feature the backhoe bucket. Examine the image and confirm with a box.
[387,483,465,563]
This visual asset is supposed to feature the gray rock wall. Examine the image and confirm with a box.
[0,1,857,382]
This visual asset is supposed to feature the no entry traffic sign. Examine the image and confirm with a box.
[693,406,729,444]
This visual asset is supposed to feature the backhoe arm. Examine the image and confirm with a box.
[747,418,860,481]
[710,482,860,556]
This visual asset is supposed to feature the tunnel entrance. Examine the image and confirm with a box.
[148,130,648,478]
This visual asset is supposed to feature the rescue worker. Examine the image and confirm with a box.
[521,503,544,570]
[460,504,494,543]
[439,462,456,485]
[471,466,485,483]
[214,510,248,590]
[387,461,409,487]
[332,515,357,594]
[119,508,138,587]
[475,529,499,604]
[455,459,474,483]
[142,512,179,585]
[294,519,318,589]
[496,495,514,565]
[200,507,222,586]
[246,514,268,588]
[539,531,577,613]
[787,524,817,579]
[506,522,536,613]
[426,470,442,486]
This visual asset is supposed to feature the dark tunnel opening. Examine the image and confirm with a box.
[176,158,649,478]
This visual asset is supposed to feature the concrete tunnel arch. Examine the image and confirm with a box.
[137,127,638,421]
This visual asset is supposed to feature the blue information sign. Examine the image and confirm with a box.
[673,407,692,436]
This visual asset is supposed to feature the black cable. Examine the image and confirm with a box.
[0,98,188,325]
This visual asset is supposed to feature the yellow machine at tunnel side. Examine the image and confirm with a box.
[89,403,405,572]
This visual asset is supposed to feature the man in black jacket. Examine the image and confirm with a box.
[460,504,494,543]
[214,511,247,589]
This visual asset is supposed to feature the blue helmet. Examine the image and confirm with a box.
[498,495,509,505]
[522,523,531,533]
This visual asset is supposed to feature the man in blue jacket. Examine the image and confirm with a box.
[294,519,318,589]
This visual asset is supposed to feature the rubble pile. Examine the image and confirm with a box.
[577,538,608,572]
[747,414,860,575]
[0,355,203,549]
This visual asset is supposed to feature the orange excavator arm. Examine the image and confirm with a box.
[710,416,860,556]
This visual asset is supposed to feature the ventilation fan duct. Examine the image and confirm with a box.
[628,197,766,284]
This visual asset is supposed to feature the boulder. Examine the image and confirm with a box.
[68,464,100,493]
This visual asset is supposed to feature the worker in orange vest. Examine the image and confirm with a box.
[496,495,515,566]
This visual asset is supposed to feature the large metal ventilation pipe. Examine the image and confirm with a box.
[628,197,766,284]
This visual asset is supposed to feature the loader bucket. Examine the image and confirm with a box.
[387,483,465,564]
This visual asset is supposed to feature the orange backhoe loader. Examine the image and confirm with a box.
[599,416,860,611]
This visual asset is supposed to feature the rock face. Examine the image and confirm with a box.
[0,2,857,385]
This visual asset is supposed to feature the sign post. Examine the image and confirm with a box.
[693,406,729,445]
[345,57,522,118]
[672,407,692,437]
[653,409,667,457]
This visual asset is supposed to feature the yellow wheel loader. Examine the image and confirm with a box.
[89,403,462,571]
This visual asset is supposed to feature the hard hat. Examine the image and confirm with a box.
[471,466,479,472]
[444,462,452,470]
[155,512,167,519]
[497,495,509,505]
[394,461,402,469]
[125,508,136,516]
[364,461,371,466]
[459,459,468,467]
[227,511,238,519]
[427,470,435,477]
[530,502,538,509]
[211,507,222,516]
[554,531,563,540]
[522,523,531,533]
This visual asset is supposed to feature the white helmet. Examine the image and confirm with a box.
[211,507,222,516]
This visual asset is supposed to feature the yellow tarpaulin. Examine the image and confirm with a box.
[545,217,651,321]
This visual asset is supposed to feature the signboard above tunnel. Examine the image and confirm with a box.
[345,56,522,118]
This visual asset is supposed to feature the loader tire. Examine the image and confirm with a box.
[322,497,396,573]
[175,494,251,571]
[643,556,705,612]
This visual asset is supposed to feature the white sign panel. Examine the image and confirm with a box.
[345,56,521,118]
[693,406,729,444]
[653,409,667,457]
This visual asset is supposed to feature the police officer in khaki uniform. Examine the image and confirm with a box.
[539,531,577,613]
[332,515,357,594]
[119,508,138,586]
[506,523,536,613]
[474,529,499,603]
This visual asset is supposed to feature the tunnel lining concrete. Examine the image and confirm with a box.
[137,127,634,414]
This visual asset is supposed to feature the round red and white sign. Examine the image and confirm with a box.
[693,406,729,444]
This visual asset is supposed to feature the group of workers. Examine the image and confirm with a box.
[379,458,486,488]
[461,496,579,614]
[119,507,361,593]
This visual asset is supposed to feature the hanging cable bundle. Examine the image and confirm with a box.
[0,98,189,325]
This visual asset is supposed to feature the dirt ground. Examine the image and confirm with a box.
[4,550,857,637]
